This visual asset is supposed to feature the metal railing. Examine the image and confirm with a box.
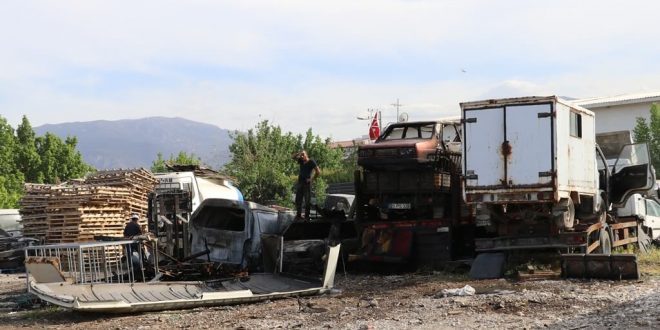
[25,239,158,286]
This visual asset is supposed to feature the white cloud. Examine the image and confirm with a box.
[2,1,660,140]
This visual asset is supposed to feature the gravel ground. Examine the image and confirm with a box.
[1,272,659,329]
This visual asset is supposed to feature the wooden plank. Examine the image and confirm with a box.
[611,221,638,230]
[613,237,638,247]
[587,241,600,254]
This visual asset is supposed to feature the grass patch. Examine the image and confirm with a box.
[20,305,62,320]
[638,245,660,277]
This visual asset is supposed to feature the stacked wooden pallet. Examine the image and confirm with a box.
[84,168,158,224]
[18,169,157,244]
[44,185,130,244]
[19,184,52,242]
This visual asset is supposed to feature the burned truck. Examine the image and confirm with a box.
[189,198,293,272]
[461,96,655,278]
[351,119,475,267]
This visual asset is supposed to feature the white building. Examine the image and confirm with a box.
[572,92,660,134]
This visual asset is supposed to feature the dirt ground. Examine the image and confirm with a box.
[1,269,660,330]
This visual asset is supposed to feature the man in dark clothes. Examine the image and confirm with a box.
[292,150,321,220]
[123,213,142,237]
[124,213,143,254]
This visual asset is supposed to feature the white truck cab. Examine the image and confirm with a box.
[155,171,244,213]
[617,193,660,240]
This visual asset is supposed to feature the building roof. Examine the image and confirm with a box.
[572,91,660,108]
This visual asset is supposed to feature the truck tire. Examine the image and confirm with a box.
[556,198,575,230]
[597,228,612,254]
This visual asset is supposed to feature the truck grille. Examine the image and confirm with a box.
[374,148,398,157]
[362,170,452,193]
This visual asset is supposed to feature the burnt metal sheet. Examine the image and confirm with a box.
[561,253,638,280]
[27,244,341,313]
[469,252,505,279]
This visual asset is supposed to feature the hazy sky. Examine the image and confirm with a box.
[2,1,660,140]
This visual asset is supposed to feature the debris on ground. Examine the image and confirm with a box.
[2,272,660,329]
[435,284,476,298]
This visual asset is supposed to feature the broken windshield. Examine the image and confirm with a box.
[382,123,435,140]
[194,206,246,231]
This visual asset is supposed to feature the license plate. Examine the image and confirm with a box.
[389,203,411,210]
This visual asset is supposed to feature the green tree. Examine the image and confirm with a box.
[15,116,42,182]
[0,117,24,208]
[35,133,92,184]
[323,142,359,184]
[633,103,660,170]
[151,152,168,172]
[0,114,91,207]
[224,120,344,206]
[150,151,201,172]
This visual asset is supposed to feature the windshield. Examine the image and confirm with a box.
[382,123,435,140]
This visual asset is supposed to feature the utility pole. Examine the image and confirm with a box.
[391,98,403,122]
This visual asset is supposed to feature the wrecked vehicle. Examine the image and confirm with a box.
[146,197,298,280]
[24,238,340,313]
[0,209,37,271]
[352,118,475,268]
[282,194,358,275]
[0,209,22,238]
[357,119,461,170]
[461,96,654,279]
[25,199,341,313]
[0,232,37,271]
[148,166,246,267]
[189,198,293,271]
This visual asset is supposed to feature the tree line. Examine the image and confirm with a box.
[0,116,356,209]
[0,115,92,208]
[223,120,356,207]
[151,120,356,207]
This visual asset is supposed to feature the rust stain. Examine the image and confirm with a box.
[501,140,512,158]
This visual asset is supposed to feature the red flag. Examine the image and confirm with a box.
[369,112,380,140]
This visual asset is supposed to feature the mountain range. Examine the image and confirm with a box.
[34,117,233,170]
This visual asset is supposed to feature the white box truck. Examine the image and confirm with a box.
[461,96,655,259]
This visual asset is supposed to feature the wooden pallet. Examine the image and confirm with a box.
[19,169,157,244]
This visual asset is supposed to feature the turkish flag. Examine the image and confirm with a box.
[369,112,380,140]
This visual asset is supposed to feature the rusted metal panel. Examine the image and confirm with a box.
[474,231,588,252]
[561,253,639,280]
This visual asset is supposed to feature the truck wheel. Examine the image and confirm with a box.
[597,228,612,254]
[558,198,575,229]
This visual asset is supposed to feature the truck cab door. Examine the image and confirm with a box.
[610,143,656,207]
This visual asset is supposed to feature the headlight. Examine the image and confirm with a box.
[399,147,416,157]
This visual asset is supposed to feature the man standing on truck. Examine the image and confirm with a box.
[293,150,321,220]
